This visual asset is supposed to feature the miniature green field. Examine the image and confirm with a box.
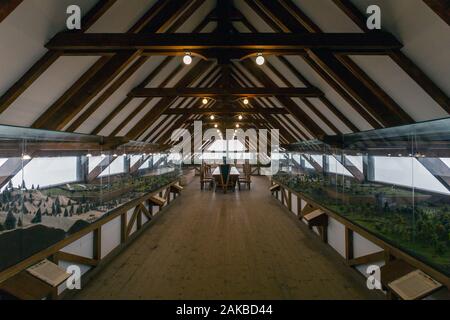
[274,171,450,277]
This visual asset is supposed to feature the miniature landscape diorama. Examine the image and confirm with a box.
[274,155,450,277]
[0,161,181,272]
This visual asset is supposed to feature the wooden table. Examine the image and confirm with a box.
[212,166,240,192]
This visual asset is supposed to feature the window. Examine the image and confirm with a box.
[9,157,78,189]
[99,156,125,177]
[374,157,449,194]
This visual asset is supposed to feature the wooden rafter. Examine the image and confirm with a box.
[32,0,191,131]
[423,0,450,25]
[0,0,22,23]
[0,0,117,115]
[129,87,322,98]
[240,59,326,138]
[332,0,450,113]
[254,0,414,128]
[125,60,213,140]
[46,32,402,52]
[231,67,302,142]
[163,107,289,115]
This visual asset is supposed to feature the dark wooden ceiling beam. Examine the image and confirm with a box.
[231,66,304,142]
[0,0,23,23]
[255,0,415,128]
[423,0,450,26]
[308,49,413,127]
[33,51,140,130]
[108,63,186,137]
[129,87,323,98]
[33,0,190,130]
[302,54,382,129]
[46,32,402,51]
[278,56,359,132]
[0,0,117,114]
[125,60,213,140]
[332,0,450,113]
[67,1,209,133]
[261,57,341,134]
[163,108,289,115]
[240,60,325,138]
[240,8,379,129]
[143,70,222,143]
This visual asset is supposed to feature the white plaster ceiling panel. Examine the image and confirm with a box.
[0,56,99,126]
[0,0,96,96]
[87,0,157,33]
[291,0,361,32]
[284,56,373,131]
[351,0,450,95]
[349,55,448,121]
[74,56,168,133]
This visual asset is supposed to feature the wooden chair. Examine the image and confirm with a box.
[238,163,252,190]
[200,164,213,190]
[215,164,234,193]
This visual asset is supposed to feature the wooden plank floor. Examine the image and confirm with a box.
[74,176,380,300]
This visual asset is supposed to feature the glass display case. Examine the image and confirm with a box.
[0,125,181,272]
[275,117,450,277]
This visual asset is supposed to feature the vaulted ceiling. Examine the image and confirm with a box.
[0,0,449,148]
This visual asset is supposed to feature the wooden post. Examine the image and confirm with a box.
[93,227,102,261]
[120,213,127,243]
[345,227,354,261]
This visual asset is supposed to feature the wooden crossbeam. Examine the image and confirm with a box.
[0,1,22,23]
[423,0,450,25]
[46,32,402,51]
[126,60,213,140]
[332,0,450,113]
[125,206,140,238]
[54,252,98,267]
[0,0,116,115]
[32,0,190,131]
[163,107,288,115]
[240,60,326,138]
[129,87,322,98]
[347,251,385,267]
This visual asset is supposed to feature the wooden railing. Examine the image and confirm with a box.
[0,180,182,298]
[270,179,450,290]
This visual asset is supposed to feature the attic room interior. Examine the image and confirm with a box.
[0,0,449,304]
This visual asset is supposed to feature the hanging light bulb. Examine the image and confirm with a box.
[202,98,208,105]
[214,124,218,128]
[210,115,215,120]
[216,129,220,133]
[243,98,249,105]
[86,153,92,158]
[256,53,265,66]
[238,115,243,120]
[101,153,106,158]
[236,124,240,128]
[183,52,192,65]
[113,153,118,157]
[22,154,31,160]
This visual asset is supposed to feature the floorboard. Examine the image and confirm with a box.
[74,176,380,300]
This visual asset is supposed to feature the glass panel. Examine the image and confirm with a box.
[0,124,181,273]
[276,117,450,277]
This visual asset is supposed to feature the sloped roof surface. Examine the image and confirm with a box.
[0,0,448,146]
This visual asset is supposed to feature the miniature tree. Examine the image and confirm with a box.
[7,180,13,190]
[0,223,4,232]
[4,210,17,230]
[31,184,35,190]
[17,218,23,228]
[21,180,26,190]
[31,208,42,224]
[63,208,68,217]
[21,203,28,215]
